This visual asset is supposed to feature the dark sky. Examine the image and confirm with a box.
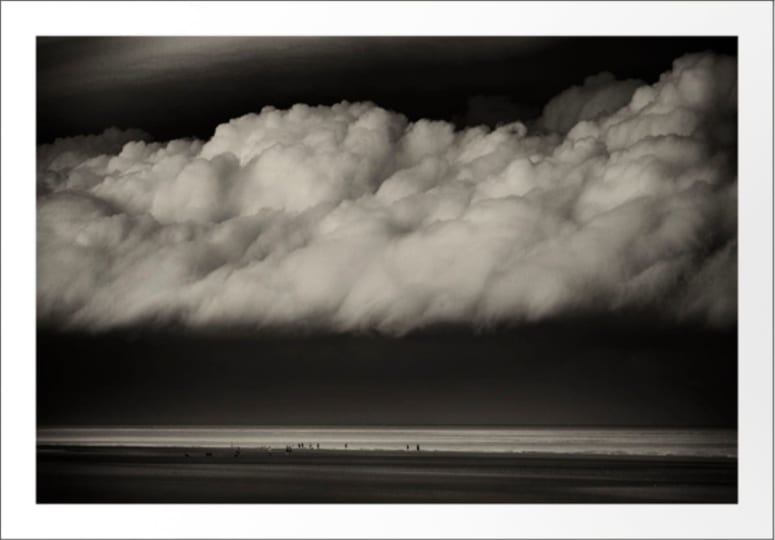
[37,36,737,142]
[38,313,737,428]
[37,37,737,428]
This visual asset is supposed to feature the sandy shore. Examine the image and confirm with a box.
[37,445,737,503]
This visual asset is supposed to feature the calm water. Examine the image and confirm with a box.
[37,427,736,457]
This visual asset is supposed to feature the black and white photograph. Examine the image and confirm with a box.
[1,1,773,537]
[34,34,741,504]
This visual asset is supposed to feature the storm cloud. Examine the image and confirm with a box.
[37,53,737,334]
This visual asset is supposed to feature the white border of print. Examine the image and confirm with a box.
[2,1,772,538]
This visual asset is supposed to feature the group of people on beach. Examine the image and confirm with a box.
[186,442,424,457]
[283,443,422,452]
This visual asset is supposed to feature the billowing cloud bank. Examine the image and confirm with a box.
[37,53,737,333]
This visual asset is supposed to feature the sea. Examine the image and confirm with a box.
[37,426,736,458]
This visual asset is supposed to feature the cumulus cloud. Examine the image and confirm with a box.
[37,53,737,333]
[538,72,644,134]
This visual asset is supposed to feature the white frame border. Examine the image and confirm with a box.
[2,1,772,538]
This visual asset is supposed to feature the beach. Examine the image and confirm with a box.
[37,444,736,503]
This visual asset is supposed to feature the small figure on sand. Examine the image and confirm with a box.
[416,444,420,451]
[344,443,348,449]
[285,445,292,453]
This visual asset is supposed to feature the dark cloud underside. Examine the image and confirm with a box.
[38,316,736,427]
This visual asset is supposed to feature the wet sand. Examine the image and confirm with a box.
[37,445,737,503]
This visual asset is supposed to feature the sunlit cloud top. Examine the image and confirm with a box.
[37,53,737,333]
